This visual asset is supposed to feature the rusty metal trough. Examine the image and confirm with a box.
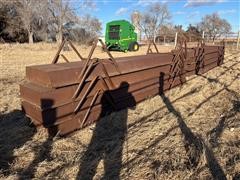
[20,39,225,135]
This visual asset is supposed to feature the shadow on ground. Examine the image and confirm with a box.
[0,110,36,175]
[0,99,57,179]
[77,82,136,179]
[19,99,57,179]
[159,72,227,180]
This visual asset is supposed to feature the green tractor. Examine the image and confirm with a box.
[105,20,139,52]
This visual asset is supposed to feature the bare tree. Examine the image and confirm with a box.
[158,24,176,44]
[0,1,27,42]
[47,0,78,42]
[0,0,51,43]
[198,13,231,42]
[0,0,101,44]
[136,2,171,42]
[80,14,101,35]
[131,11,141,41]
[16,0,47,43]
[47,0,97,43]
[186,24,201,42]
[64,14,102,44]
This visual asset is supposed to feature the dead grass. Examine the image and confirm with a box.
[0,43,239,179]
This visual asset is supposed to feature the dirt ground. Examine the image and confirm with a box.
[0,43,239,179]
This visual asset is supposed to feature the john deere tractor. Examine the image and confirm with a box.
[105,20,139,52]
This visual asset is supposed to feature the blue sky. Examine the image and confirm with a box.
[76,0,240,34]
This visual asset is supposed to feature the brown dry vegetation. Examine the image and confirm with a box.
[0,43,239,179]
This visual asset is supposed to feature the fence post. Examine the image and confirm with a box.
[174,32,178,48]
[237,31,240,50]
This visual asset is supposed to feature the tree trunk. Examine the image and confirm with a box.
[56,31,63,43]
[28,31,33,44]
[212,36,215,44]
[163,35,166,44]
[153,31,156,43]
[44,33,49,42]
[57,0,63,43]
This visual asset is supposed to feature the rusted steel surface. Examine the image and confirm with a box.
[22,76,183,132]
[26,53,173,88]
[20,40,225,135]
[197,61,222,74]
[20,65,174,108]
[22,76,183,123]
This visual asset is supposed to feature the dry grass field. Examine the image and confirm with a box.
[0,42,239,179]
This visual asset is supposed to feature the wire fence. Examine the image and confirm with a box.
[204,32,239,49]
[140,31,240,50]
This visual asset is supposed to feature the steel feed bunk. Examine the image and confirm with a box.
[20,39,225,135]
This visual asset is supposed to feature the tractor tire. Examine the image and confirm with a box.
[129,42,139,51]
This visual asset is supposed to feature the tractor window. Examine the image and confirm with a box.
[109,25,120,31]
[109,25,120,40]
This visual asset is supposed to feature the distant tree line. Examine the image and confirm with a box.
[131,2,232,43]
[0,1,232,44]
[0,0,101,44]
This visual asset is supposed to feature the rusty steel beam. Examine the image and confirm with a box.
[20,43,225,135]
[22,75,184,123]
[197,61,221,75]
[26,53,174,88]
[20,65,174,108]
[22,76,184,131]
[47,79,183,135]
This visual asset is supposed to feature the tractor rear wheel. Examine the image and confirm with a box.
[129,42,139,51]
